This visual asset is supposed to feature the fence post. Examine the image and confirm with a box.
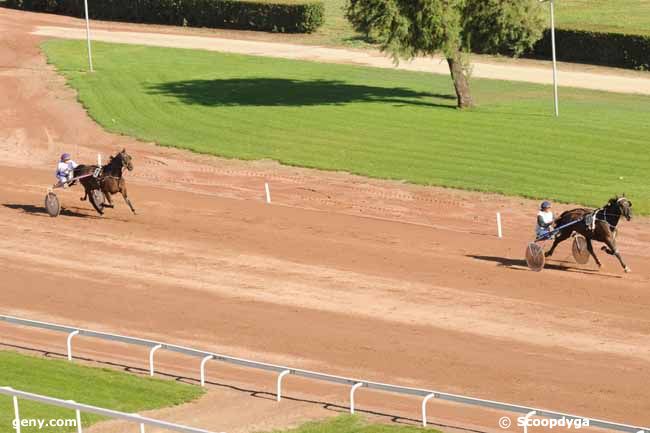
[200,355,213,387]
[149,344,163,377]
[12,393,21,433]
[523,411,537,433]
[67,401,83,433]
[421,393,436,427]
[140,422,145,433]
[276,370,291,402]
[67,330,80,361]
[76,409,83,432]
[349,382,364,414]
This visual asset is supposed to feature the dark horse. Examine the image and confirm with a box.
[545,196,633,272]
[74,149,136,215]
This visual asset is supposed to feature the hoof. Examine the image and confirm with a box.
[625,266,631,273]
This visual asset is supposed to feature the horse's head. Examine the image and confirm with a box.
[609,195,633,221]
[119,148,134,171]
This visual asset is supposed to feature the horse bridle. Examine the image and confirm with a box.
[100,153,129,180]
[596,198,630,229]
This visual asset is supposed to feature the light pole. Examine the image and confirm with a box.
[540,0,558,117]
[83,0,94,72]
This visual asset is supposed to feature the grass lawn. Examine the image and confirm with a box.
[0,350,204,433]
[43,40,650,214]
[555,0,650,36]
[306,0,650,46]
[270,415,440,433]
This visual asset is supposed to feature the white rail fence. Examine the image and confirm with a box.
[1,315,647,432]
[0,387,221,433]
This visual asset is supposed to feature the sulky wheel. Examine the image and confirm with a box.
[89,189,105,215]
[572,235,590,264]
[44,192,60,217]
[525,242,545,272]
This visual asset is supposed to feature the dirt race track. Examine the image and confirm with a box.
[1,8,650,433]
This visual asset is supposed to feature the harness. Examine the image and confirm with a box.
[535,198,629,242]
[98,158,126,182]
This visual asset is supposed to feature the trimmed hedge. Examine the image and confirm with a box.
[529,29,650,71]
[4,0,324,33]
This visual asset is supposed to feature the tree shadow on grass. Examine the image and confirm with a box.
[147,78,456,109]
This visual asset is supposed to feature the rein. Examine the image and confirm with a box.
[594,201,628,230]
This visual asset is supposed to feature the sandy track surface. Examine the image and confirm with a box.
[1,8,650,432]
[32,25,650,95]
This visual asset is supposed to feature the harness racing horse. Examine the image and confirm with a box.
[545,196,633,272]
[74,149,136,215]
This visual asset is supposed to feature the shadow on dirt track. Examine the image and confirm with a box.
[467,254,622,278]
[3,203,95,219]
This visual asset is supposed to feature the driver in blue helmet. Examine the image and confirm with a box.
[536,201,554,238]
[55,153,78,187]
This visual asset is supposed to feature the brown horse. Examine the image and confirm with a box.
[545,196,633,272]
[74,149,136,215]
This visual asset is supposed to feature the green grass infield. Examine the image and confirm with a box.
[42,40,650,214]
[0,350,204,433]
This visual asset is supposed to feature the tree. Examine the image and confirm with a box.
[346,0,545,109]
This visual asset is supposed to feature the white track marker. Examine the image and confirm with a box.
[265,182,271,204]
[496,212,503,238]
[97,153,102,165]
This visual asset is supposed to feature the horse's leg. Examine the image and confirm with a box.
[585,238,602,269]
[601,228,619,253]
[603,238,630,273]
[80,183,88,201]
[545,231,570,257]
[102,182,115,208]
[120,181,136,215]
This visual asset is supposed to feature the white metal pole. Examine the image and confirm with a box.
[200,355,213,386]
[421,393,436,427]
[276,370,291,402]
[83,0,94,72]
[75,408,83,433]
[550,0,559,117]
[349,382,363,414]
[12,395,21,433]
[67,330,80,361]
[523,411,537,433]
[149,344,162,376]
[496,212,503,239]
